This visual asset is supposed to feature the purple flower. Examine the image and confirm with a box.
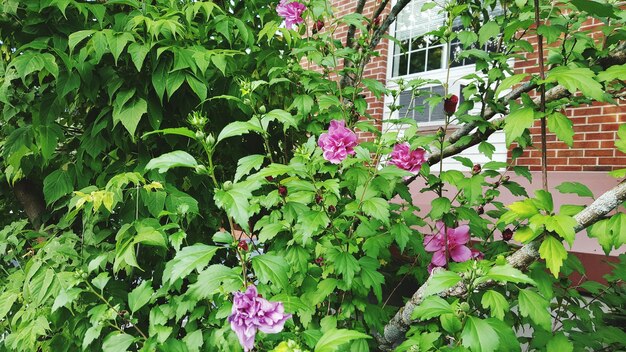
[389,142,427,174]
[470,248,484,260]
[228,285,292,351]
[276,0,306,29]
[318,120,358,164]
[424,221,472,270]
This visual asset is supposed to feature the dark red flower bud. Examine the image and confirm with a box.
[373,16,381,27]
[312,20,324,33]
[472,164,481,175]
[328,205,336,213]
[444,94,459,116]
[315,256,324,265]
[238,240,249,251]
[477,205,484,215]
[278,185,288,197]
[315,193,323,204]
[502,228,513,241]
[265,176,275,182]
[502,175,510,183]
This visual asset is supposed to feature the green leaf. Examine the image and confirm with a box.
[507,199,538,219]
[518,289,551,330]
[128,280,153,313]
[547,332,573,352]
[102,333,135,352]
[0,291,17,320]
[361,197,389,222]
[216,121,264,144]
[234,154,265,182]
[187,264,241,299]
[555,181,594,198]
[251,254,289,289]
[570,0,617,18]
[105,31,134,64]
[495,74,529,99]
[214,182,258,231]
[478,21,500,46]
[533,189,554,213]
[544,214,577,246]
[547,112,574,147]
[264,109,297,131]
[545,67,605,102]
[504,107,535,147]
[43,169,73,205]
[461,316,500,352]
[423,270,462,297]
[142,127,197,140]
[68,30,95,52]
[411,296,454,320]
[429,197,451,220]
[314,329,371,352]
[113,97,147,136]
[597,63,626,82]
[146,151,198,173]
[475,264,536,285]
[331,251,360,286]
[127,42,149,71]
[35,124,63,161]
[539,235,568,278]
[481,290,509,320]
[164,244,219,284]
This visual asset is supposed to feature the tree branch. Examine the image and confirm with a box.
[12,178,46,230]
[377,179,626,350]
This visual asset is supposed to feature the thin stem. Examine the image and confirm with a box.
[534,0,548,191]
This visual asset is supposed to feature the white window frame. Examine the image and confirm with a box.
[383,0,510,170]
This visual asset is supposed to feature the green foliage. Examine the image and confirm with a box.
[0,0,625,351]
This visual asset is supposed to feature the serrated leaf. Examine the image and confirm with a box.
[102,333,135,352]
[234,154,265,182]
[504,107,535,147]
[555,181,594,198]
[539,235,568,278]
[547,332,573,352]
[187,264,241,299]
[481,290,509,320]
[547,112,574,147]
[423,270,462,297]
[362,197,389,222]
[331,251,360,286]
[461,316,500,352]
[475,264,536,285]
[251,254,289,289]
[164,244,219,284]
[518,289,551,330]
[216,121,264,144]
[597,63,626,82]
[429,197,451,220]
[128,280,153,313]
[314,329,371,352]
[43,169,73,205]
[412,296,454,320]
[545,67,605,102]
[544,214,577,246]
[146,151,198,173]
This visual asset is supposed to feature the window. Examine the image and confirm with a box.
[391,0,501,77]
[398,85,466,124]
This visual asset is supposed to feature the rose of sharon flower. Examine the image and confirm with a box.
[228,285,291,351]
[276,0,306,30]
[389,142,428,174]
[318,120,358,164]
[443,94,459,116]
[424,221,472,272]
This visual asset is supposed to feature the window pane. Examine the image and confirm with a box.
[393,54,408,76]
[430,86,446,122]
[427,46,443,71]
[408,50,426,74]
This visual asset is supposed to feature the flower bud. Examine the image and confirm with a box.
[265,176,275,182]
[476,205,484,215]
[312,20,324,33]
[444,95,459,116]
[315,193,323,204]
[502,175,510,183]
[328,205,336,213]
[223,181,233,191]
[195,164,207,174]
[278,185,288,197]
[493,181,500,188]
[205,134,216,147]
[314,256,324,265]
[460,302,470,312]
[195,130,205,140]
[472,164,481,175]
[373,16,381,27]
[502,228,513,241]
[238,240,249,251]
[436,126,445,138]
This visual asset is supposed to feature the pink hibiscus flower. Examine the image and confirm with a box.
[276,0,306,29]
[424,221,472,271]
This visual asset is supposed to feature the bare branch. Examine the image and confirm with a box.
[377,179,626,350]
[345,0,367,50]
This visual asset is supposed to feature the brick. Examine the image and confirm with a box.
[585,132,615,140]
[582,165,613,172]
[558,149,583,157]
[599,157,626,166]
[568,157,598,166]
[554,165,583,171]
[573,107,603,116]
[584,149,614,157]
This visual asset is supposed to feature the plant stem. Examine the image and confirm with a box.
[534,0,548,191]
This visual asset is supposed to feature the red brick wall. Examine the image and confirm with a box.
[510,18,626,171]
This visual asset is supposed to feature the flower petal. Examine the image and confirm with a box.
[450,245,472,263]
